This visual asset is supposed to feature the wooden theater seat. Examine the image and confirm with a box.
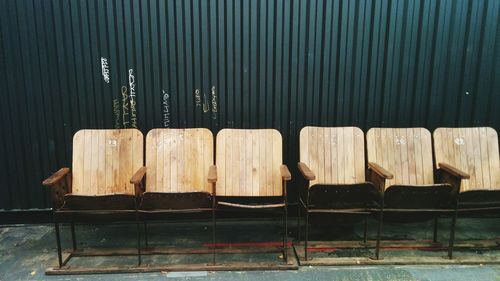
[298,126,380,210]
[366,128,465,209]
[42,129,144,269]
[215,129,290,201]
[366,128,467,259]
[297,126,382,261]
[131,128,214,211]
[433,127,500,211]
[43,129,144,211]
[214,129,291,262]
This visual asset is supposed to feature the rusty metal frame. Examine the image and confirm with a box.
[212,178,292,266]
[48,212,298,274]
[47,181,298,275]
[50,204,143,272]
[296,183,384,262]
[294,238,500,266]
[45,247,297,275]
[295,178,462,264]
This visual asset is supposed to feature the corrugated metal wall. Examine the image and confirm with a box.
[0,0,498,211]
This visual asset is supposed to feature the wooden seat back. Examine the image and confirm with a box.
[300,126,366,186]
[216,129,283,196]
[366,128,434,190]
[433,127,500,192]
[72,129,143,195]
[145,128,214,193]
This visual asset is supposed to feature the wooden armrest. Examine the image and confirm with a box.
[42,168,70,186]
[368,162,394,179]
[438,163,470,179]
[280,165,292,181]
[297,162,315,181]
[208,165,217,183]
[130,167,146,184]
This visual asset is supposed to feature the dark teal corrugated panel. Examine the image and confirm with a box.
[0,0,499,211]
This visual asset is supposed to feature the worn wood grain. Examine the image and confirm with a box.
[72,129,143,195]
[145,128,214,193]
[366,128,434,190]
[433,127,500,192]
[43,168,70,186]
[299,127,365,186]
[216,129,283,196]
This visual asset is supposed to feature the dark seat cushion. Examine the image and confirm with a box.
[307,183,381,209]
[459,190,500,209]
[384,184,455,210]
[139,192,212,211]
[61,194,137,211]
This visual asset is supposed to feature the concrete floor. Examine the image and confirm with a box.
[2,217,500,280]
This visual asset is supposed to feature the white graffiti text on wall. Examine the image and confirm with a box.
[162,90,170,128]
[101,57,110,83]
[113,98,121,129]
[211,86,217,120]
[202,91,210,113]
[128,69,137,128]
[194,89,202,107]
[121,86,130,128]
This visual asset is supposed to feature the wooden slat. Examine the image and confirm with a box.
[272,131,282,196]
[381,129,392,183]
[259,130,267,196]
[366,128,434,189]
[331,128,338,183]
[479,128,491,188]
[216,129,283,196]
[433,127,500,192]
[169,131,179,193]
[420,128,434,184]
[407,128,416,185]
[217,129,227,195]
[344,127,354,183]
[317,128,325,184]
[353,127,365,183]
[337,127,346,184]
[82,131,93,194]
[472,128,484,189]
[299,127,365,186]
[463,127,475,190]
[324,128,332,184]
[71,129,143,195]
[488,128,500,188]
[145,128,213,193]
[252,131,260,196]
[412,129,424,184]
[118,130,132,194]
[95,133,105,193]
[245,130,253,196]
[72,131,84,194]
[458,128,471,189]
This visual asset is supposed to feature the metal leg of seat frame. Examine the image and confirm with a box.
[374,204,384,260]
[283,195,288,263]
[363,218,368,245]
[135,206,142,266]
[70,221,77,251]
[212,199,217,265]
[433,218,439,243]
[304,204,309,261]
[54,221,63,268]
[448,203,459,259]
[297,200,302,244]
[143,222,149,249]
